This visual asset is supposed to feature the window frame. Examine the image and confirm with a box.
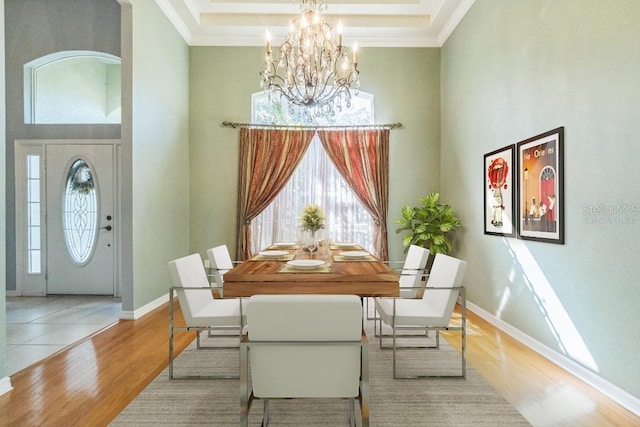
[15,142,47,295]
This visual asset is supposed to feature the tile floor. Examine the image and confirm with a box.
[6,295,121,376]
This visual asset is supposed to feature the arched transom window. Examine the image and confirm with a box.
[24,50,121,124]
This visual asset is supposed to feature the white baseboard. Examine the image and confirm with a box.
[0,376,13,397]
[119,293,168,320]
[467,301,640,417]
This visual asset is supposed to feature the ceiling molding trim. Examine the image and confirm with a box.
[437,0,475,46]
[189,32,443,48]
[157,0,475,48]
[155,0,193,45]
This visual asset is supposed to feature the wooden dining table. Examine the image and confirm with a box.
[222,244,400,298]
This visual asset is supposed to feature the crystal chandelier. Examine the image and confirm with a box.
[260,0,360,121]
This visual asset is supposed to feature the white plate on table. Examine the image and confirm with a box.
[287,260,325,270]
[333,242,358,248]
[339,251,370,259]
[258,250,289,258]
[273,242,297,248]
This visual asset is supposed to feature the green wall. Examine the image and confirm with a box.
[441,0,640,399]
[125,0,190,311]
[188,47,442,264]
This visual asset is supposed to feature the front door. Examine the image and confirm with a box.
[46,144,115,295]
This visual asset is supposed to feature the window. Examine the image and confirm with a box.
[26,155,41,274]
[24,51,121,124]
[62,159,99,265]
[250,92,375,253]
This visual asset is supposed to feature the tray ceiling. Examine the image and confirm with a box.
[156,0,475,47]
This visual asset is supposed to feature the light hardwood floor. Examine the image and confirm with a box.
[6,296,121,376]
[0,302,637,426]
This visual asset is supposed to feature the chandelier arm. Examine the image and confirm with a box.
[261,60,278,82]
[288,74,308,106]
[313,47,332,100]
[269,73,290,88]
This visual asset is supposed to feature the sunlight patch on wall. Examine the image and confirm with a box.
[506,239,598,371]
[496,285,511,318]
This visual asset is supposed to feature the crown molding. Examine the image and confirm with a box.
[155,0,475,48]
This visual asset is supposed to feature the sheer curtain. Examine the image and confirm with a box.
[237,128,314,259]
[251,133,374,255]
[317,129,390,259]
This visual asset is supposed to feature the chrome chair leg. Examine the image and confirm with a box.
[262,400,270,426]
[170,290,243,380]
[393,321,397,378]
[240,339,249,427]
[365,297,379,321]
[349,398,355,427]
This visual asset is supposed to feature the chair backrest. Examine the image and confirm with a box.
[246,294,363,399]
[421,254,467,326]
[399,244,429,297]
[168,253,215,326]
[206,245,233,289]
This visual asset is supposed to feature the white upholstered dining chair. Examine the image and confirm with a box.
[241,294,369,427]
[396,244,430,298]
[167,253,247,379]
[375,253,467,379]
[206,244,239,298]
[367,244,429,320]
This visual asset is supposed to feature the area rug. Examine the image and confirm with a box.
[111,323,530,426]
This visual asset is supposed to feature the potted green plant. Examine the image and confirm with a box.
[395,192,461,255]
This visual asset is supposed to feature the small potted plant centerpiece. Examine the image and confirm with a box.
[300,205,325,252]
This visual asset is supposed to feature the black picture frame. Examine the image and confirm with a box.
[484,144,516,237]
[516,127,564,244]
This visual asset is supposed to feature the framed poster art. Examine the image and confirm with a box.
[517,127,564,244]
[484,145,515,237]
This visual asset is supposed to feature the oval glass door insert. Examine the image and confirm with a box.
[62,159,98,265]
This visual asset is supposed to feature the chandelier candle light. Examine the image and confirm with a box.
[260,0,360,121]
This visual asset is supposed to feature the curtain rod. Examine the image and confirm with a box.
[222,121,402,130]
